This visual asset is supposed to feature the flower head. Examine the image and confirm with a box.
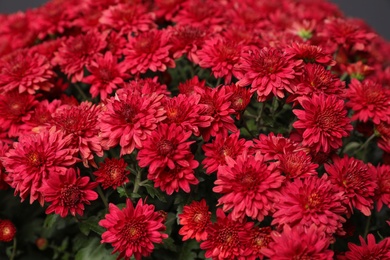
[123,29,175,75]
[0,90,38,138]
[99,3,156,35]
[50,102,103,167]
[342,234,390,260]
[178,199,211,242]
[202,131,252,174]
[98,88,166,156]
[214,152,284,222]
[94,158,130,190]
[272,175,347,237]
[200,208,253,260]
[276,149,318,179]
[162,94,212,136]
[40,168,98,217]
[54,30,106,82]
[346,79,390,124]
[137,123,194,175]
[2,127,78,205]
[83,52,129,100]
[99,199,168,260]
[0,50,55,94]
[197,37,242,84]
[325,155,378,216]
[293,93,353,153]
[375,164,390,211]
[236,47,303,101]
[0,219,16,242]
[261,224,334,260]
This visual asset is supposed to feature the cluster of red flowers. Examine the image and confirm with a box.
[1,0,390,259]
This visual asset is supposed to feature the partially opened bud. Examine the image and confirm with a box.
[0,219,16,242]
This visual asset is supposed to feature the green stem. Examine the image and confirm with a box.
[89,172,109,209]
[215,77,222,87]
[132,170,142,195]
[74,83,89,101]
[353,134,376,156]
[256,102,265,128]
[10,238,17,260]
[364,214,372,239]
[96,185,109,210]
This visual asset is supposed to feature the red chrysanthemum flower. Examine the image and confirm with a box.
[154,0,185,21]
[214,152,285,222]
[178,199,211,242]
[195,85,237,142]
[0,90,38,138]
[123,29,175,75]
[341,61,374,80]
[200,208,253,260]
[1,11,37,50]
[224,83,252,119]
[83,52,129,100]
[40,167,98,218]
[0,219,16,242]
[21,99,62,134]
[235,46,303,101]
[99,199,168,260]
[71,7,104,32]
[325,155,378,216]
[149,160,199,195]
[197,37,242,84]
[178,76,206,96]
[272,175,347,237]
[105,30,127,58]
[50,102,103,167]
[252,133,297,161]
[173,0,225,33]
[376,121,390,154]
[32,0,80,40]
[28,38,63,67]
[341,234,390,260]
[202,131,252,174]
[99,3,156,35]
[99,88,166,156]
[2,127,78,205]
[288,63,345,102]
[276,149,318,179]
[53,30,107,82]
[293,93,353,153]
[0,50,55,94]
[346,79,390,124]
[168,25,207,63]
[245,226,273,260]
[161,94,212,136]
[93,158,130,190]
[261,224,334,260]
[285,42,336,66]
[375,164,390,211]
[321,18,376,52]
[122,77,170,97]
[137,123,194,175]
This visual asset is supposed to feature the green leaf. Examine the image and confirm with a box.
[162,237,177,252]
[178,240,199,260]
[79,216,105,236]
[343,141,361,155]
[116,186,129,198]
[75,237,117,260]
[143,183,167,203]
[44,214,60,228]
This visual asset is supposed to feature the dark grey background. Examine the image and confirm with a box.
[0,0,389,40]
